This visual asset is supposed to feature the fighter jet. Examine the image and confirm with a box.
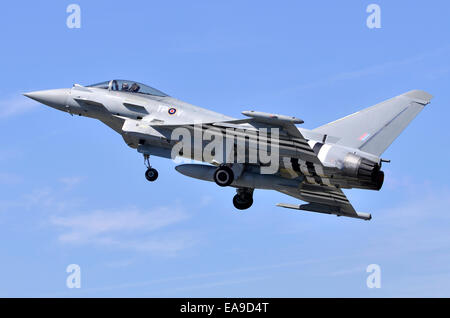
[23,79,432,220]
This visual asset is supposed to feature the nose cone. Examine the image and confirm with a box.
[23,88,70,110]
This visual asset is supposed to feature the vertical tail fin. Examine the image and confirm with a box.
[313,90,433,156]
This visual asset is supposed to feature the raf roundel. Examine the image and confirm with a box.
[168,107,177,115]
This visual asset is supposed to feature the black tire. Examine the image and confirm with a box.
[233,194,253,210]
[213,166,234,187]
[145,168,158,182]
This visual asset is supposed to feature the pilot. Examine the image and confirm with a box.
[130,83,140,93]
[121,82,129,91]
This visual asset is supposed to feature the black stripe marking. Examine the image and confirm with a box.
[300,193,349,205]
[188,125,316,154]
[301,190,348,201]
[193,124,311,146]
[291,158,301,172]
[306,162,323,185]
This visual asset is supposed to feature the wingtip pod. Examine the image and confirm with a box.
[402,90,433,105]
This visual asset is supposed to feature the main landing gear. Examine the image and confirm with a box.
[212,165,252,210]
[144,154,158,182]
[233,188,254,210]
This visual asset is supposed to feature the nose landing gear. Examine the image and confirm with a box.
[144,154,158,182]
[233,188,254,210]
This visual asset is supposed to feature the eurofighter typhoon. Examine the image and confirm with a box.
[23,79,432,220]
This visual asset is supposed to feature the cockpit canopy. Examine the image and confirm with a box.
[87,79,168,97]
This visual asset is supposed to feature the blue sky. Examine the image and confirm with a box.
[0,0,449,297]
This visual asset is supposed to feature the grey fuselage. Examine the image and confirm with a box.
[24,82,384,192]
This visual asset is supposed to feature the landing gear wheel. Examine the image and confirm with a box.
[145,168,158,182]
[233,194,253,210]
[213,166,234,187]
[143,154,158,182]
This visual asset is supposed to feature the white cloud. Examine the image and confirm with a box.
[46,256,326,296]
[52,208,187,236]
[0,172,23,185]
[59,176,85,189]
[105,259,135,268]
[152,276,269,296]
[0,148,23,162]
[324,266,367,277]
[0,186,76,213]
[50,206,194,254]
[356,186,450,261]
[282,45,450,93]
[199,195,213,207]
[0,95,38,118]
[94,235,196,254]
[378,188,450,225]
[289,56,423,92]
[0,181,195,255]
